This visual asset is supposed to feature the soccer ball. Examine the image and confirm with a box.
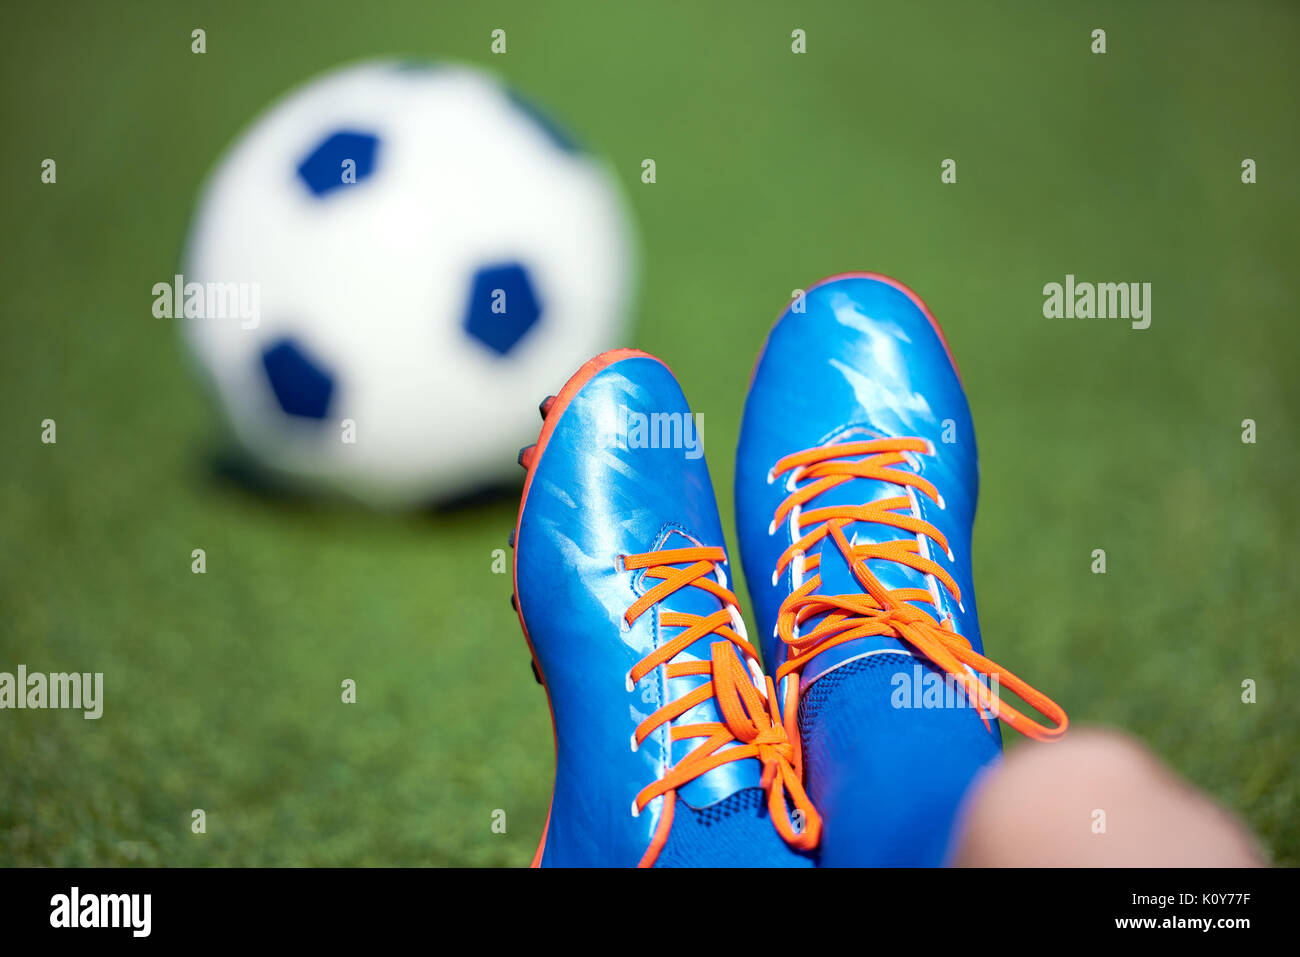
[181,60,635,507]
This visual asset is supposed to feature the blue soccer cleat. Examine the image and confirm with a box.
[735,273,1067,866]
[512,348,820,867]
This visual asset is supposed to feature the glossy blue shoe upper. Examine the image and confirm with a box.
[737,274,987,688]
[735,274,1003,865]
[516,351,811,867]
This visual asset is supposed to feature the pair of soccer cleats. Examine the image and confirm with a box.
[510,273,1068,867]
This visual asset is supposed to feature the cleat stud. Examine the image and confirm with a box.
[517,444,537,469]
[510,593,518,612]
[539,395,556,420]
[530,659,543,685]
[507,529,516,548]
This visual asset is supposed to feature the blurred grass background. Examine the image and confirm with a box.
[1,0,1297,866]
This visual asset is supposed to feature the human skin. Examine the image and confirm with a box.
[953,729,1264,867]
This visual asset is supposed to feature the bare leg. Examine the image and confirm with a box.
[953,728,1264,867]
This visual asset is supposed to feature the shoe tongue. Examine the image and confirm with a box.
[652,530,763,809]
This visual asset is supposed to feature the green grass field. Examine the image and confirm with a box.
[2,0,1297,866]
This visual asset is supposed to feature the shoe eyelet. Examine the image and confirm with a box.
[625,671,636,693]
[936,494,946,510]
[630,798,641,818]
[946,547,955,562]
[767,519,777,536]
[766,468,776,485]
[771,569,781,587]
[630,732,639,752]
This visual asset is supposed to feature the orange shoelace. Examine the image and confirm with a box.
[623,546,821,855]
[769,438,1068,743]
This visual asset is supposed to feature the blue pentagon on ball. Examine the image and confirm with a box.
[262,338,334,419]
[462,262,543,356]
[297,130,378,197]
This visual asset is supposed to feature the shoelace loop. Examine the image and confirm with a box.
[623,546,821,851]
[770,439,1068,743]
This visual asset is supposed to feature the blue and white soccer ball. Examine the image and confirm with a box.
[182,60,635,507]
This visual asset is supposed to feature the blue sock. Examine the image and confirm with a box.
[798,653,1002,866]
